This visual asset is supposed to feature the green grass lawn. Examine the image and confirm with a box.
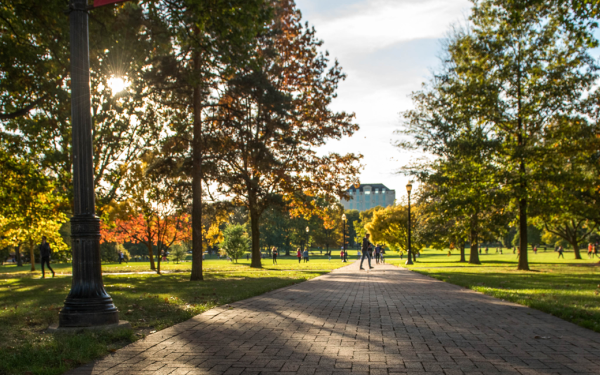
[0,254,352,375]
[391,247,600,334]
[0,249,361,276]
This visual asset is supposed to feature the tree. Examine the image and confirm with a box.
[353,206,385,246]
[144,0,271,281]
[311,204,346,255]
[463,0,599,269]
[1,2,168,208]
[0,149,68,270]
[367,204,425,259]
[210,0,360,268]
[530,117,600,258]
[219,224,249,263]
[344,210,360,248]
[101,154,191,274]
[170,244,187,264]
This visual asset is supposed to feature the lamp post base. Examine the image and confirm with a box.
[49,320,130,333]
[59,309,120,327]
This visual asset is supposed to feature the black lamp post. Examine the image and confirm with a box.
[342,214,347,262]
[406,182,414,265]
[305,226,310,253]
[57,0,122,328]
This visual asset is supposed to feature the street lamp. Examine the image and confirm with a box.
[57,0,123,329]
[342,214,347,262]
[406,182,414,265]
[305,226,310,252]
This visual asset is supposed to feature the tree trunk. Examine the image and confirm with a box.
[516,57,529,271]
[459,242,466,262]
[146,242,156,270]
[517,195,530,270]
[29,240,35,271]
[249,207,262,268]
[469,224,481,264]
[16,244,23,267]
[190,54,204,281]
[570,241,582,259]
[156,244,162,275]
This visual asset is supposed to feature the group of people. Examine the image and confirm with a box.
[295,248,309,263]
[587,243,599,258]
[359,233,385,270]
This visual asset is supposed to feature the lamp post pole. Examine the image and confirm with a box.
[305,226,309,253]
[58,0,121,328]
[342,214,347,262]
[406,183,414,266]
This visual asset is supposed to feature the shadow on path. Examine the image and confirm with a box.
[67,262,600,375]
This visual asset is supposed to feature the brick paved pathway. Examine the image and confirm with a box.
[69,262,600,375]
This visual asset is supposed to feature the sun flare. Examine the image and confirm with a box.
[107,76,129,95]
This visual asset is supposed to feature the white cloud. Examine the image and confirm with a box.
[296,0,472,194]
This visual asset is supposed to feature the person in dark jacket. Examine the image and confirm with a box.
[359,233,374,270]
[40,236,55,278]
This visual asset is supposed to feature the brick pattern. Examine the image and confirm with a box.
[67,262,600,374]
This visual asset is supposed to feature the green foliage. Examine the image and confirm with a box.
[398,0,600,269]
[0,149,68,268]
[344,210,360,247]
[512,225,543,247]
[366,204,425,254]
[219,224,249,263]
[541,230,569,248]
[100,243,130,263]
[353,206,384,245]
[170,244,187,264]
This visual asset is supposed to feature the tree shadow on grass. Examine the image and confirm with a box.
[0,270,330,374]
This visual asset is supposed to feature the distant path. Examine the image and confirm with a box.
[68,261,600,374]
[1,268,339,278]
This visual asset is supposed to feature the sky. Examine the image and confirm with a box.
[295,0,472,198]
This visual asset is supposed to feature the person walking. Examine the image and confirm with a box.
[39,236,55,279]
[558,246,564,259]
[359,233,374,270]
[381,246,385,263]
[588,243,593,259]
[296,248,302,263]
[374,244,381,264]
[303,248,309,262]
[340,250,344,261]
[272,247,278,265]
[328,252,331,261]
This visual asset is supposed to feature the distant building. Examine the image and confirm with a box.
[340,183,396,212]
